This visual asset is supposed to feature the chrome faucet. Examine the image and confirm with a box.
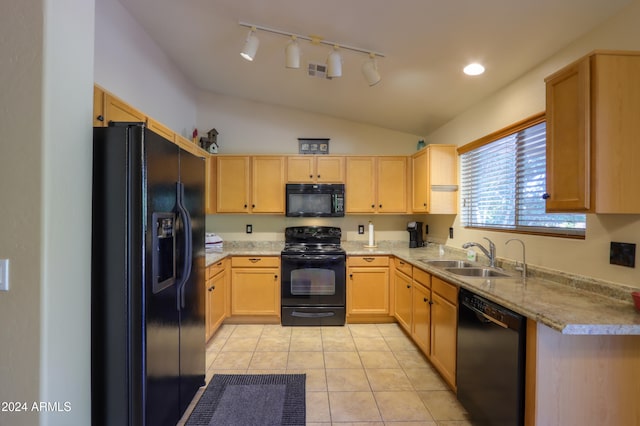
[462,237,496,268]
[506,238,527,279]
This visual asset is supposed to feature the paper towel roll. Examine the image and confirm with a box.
[368,222,374,246]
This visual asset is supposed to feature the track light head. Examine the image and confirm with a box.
[240,28,260,61]
[362,53,381,86]
[285,36,300,69]
[326,46,342,78]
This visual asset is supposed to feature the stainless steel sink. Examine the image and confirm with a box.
[445,267,511,278]
[420,259,474,268]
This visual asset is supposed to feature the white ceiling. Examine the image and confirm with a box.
[117,0,630,136]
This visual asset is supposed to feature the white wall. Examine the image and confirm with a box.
[427,0,640,289]
[94,0,198,137]
[196,91,423,155]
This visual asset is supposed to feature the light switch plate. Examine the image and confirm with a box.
[0,259,8,291]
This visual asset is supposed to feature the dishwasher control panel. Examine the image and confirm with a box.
[459,289,523,330]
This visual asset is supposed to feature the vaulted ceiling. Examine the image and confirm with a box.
[118,0,630,135]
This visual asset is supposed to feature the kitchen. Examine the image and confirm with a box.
[3,0,640,426]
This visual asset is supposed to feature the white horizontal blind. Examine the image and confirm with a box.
[461,121,585,236]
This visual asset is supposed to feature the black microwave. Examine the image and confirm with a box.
[285,183,345,217]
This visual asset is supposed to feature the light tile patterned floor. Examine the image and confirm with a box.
[180,323,472,425]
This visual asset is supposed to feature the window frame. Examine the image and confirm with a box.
[457,112,586,239]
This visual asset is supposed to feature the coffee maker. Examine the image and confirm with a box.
[407,221,425,248]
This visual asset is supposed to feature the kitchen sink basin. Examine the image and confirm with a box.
[421,259,474,268]
[445,267,511,278]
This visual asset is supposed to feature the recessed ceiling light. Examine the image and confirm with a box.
[464,63,485,76]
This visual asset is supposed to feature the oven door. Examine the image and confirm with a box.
[281,254,346,307]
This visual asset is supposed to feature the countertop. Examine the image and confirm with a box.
[205,241,640,336]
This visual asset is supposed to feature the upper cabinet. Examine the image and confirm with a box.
[411,145,458,214]
[287,156,345,183]
[346,156,408,213]
[545,50,640,213]
[216,156,286,214]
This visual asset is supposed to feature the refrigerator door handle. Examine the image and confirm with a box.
[175,181,193,310]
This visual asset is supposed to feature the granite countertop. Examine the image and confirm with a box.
[205,241,640,336]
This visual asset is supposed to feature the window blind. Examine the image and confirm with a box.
[460,121,585,236]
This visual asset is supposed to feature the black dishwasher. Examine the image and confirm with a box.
[457,288,526,426]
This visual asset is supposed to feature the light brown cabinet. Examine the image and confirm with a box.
[104,92,146,124]
[411,268,432,355]
[205,259,228,341]
[545,50,640,213]
[412,145,458,214]
[393,262,413,333]
[216,156,285,213]
[287,156,345,183]
[93,85,106,127]
[347,256,390,321]
[429,276,458,389]
[346,156,408,213]
[230,256,280,317]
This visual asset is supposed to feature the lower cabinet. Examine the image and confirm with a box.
[429,276,458,390]
[230,256,280,318]
[394,265,413,332]
[411,268,432,356]
[347,256,390,322]
[205,258,228,341]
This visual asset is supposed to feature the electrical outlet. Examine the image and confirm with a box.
[449,227,454,239]
[358,225,365,234]
[0,259,9,291]
[246,224,253,234]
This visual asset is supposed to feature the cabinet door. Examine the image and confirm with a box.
[377,156,407,213]
[430,278,458,389]
[205,156,216,214]
[347,267,390,316]
[93,85,106,127]
[545,57,591,212]
[231,268,280,316]
[412,149,429,212]
[147,117,175,142]
[209,270,226,334]
[252,156,286,213]
[428,145,458,214]
[104,93,146,124]
[316,156,345,182]
[217,156,250,213]
[412,281,431,356]
[346,157,376,213]
[287,157,315,182]
[393,270,413,332]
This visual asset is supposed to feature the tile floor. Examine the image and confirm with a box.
[180,323,472,425]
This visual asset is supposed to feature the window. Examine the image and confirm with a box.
[459,114,585,237]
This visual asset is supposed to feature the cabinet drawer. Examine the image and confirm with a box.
[348,256,389,267]
[231,256,280,268]
[432,277,458,304]
[394,258,413,277]
[413,267,431,288]
[207,258,227,279]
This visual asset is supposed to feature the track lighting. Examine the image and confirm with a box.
[326,46,342,78]
[240,27,260,61]
[238,21,384,85]
[285,36,300,69]
[362,53,381,86]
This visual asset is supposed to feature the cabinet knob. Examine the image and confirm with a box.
[317,175,321,178]
[97,115,104,122]
[407,284,411,289]
[423,202,427,207]
[429,300,434,305]
[423,297,428,302]
[244,204,248,208]
[371,204,375,208]
[349,274,353,279]
[379,204,382,208]
[309,174,313,178]
[542,193,551,200]
[252,204,255,208]
[274,274,278,280]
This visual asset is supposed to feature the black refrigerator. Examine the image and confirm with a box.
[91,123,205,426]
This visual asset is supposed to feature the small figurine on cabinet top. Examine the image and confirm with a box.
[199,128,219,154]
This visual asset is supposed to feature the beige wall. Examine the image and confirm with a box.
[0,2,43,425]
[0,1,94,426]
[427,0,640,289]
